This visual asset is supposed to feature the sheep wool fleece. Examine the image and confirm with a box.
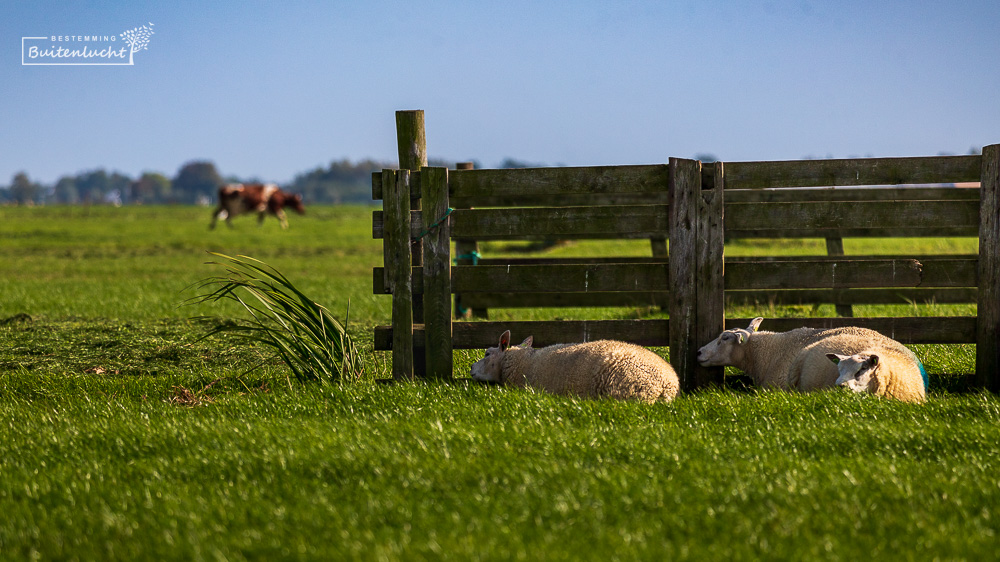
[500,340,679,403]
[731,327,827,389]
[788,327,927,392]
[844,346,927,403]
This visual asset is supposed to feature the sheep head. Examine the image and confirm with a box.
[471,330,533,383]
[828,352,880,393]
[696,317,763,367]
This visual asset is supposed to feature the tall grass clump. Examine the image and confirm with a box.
[189,253,363,383]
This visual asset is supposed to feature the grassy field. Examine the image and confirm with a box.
[2,205,998,560]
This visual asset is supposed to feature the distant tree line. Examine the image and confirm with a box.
[1,147,985,207]
[0,157,486,206]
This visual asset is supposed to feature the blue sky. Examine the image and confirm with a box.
[2,0,998,185]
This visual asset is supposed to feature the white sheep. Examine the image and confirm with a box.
[696,317,827,389]
[828,347,927,403]
[786,327,927,393]
[470,330,679,403]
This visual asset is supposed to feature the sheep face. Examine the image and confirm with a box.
[471,330,532,383]
[697,317,763,367]
[828,353,879,393]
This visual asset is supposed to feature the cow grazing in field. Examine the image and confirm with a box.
[209,183,305,229]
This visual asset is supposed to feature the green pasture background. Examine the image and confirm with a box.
[1,205,997,560]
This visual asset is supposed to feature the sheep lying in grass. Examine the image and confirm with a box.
[786,327,928,393]
[471,330,679,403]
[697,318,928,395]
[828,347,927,403]
[696,317,827,389]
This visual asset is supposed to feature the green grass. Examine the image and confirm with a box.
[1,205,997,560]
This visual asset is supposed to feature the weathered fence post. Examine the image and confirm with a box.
[669,157,702,390]
[421,167,453,379]
[650,237,668,311]
[693,161,725,387]
[396,110,427,376]
[977,144,1000,392]
[453,162,487,319]
[825,237,854,317]
[383,169,413,380]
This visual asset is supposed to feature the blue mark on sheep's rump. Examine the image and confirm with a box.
[918,361,929,393]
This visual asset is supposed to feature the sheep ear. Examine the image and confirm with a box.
[519,336,533,348]
[737,331,748,344]
[866,354,880,368]
[748,317,763,332]
[826,353,842,364]
[499,330,511,351]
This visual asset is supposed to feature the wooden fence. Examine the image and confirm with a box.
[373,110,1000,392]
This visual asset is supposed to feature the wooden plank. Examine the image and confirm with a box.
[478,257,668,265]
[694,161,725,388]
[727,257,977,288]
[725,287,977,306]
[977,144,1000,391]
[458,287,977,309]
[376,265,619,295]
[396,110,427,173]
[372,168,983,202]
[383,170,413,380]
[741,226,978,239]
[650,238,668,259]
[650,237,669,312]
[725,259,924,290]
[374,264,669,295]
[726,186,979,204]
[455,264,670,293]
[451,192,670,208]
[725,200,980,234]
[825,237,854,317]
[460,292,669,309]
[375,167,672,205]
[460,287,979,309]
[916,258,979,287]
[373,206,670,240]
[449,164,669,199]
[453,206,668,240]
[724,155,981,189]
[421,167,453,379]
[669,157,701,389]
[374,258,977,295]
[724,254,978,263]
[372,171,383,201]
[725,317,977,345]
[396,110,427,375]
[373,200,981,240]
[374,320,672,351]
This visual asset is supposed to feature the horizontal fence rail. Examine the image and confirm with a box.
[371,157,982,203]
[372,315,977,352]
[373,205,669,240]
[374,198,980,241]
[724,186,979,203]
[373,164,671,207]
[725,200,979,238]
[720,155,981,189]
[374,257,978,295]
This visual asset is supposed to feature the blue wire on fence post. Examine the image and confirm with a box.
[414,207,455,241]
[453,250,481,266]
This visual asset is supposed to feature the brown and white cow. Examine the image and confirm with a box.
[209,183,305,229]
